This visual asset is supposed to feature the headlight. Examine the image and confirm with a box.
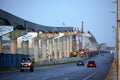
[28,63,31,66]
[81,51,84,53]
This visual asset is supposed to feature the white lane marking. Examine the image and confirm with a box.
[64,78,69,80]
[26,77,32,80]
[82,72,96,80]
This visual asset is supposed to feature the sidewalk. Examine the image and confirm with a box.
[105,59,117,80]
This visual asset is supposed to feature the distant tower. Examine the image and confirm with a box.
[80,21,84,49]
[81,21,84,33]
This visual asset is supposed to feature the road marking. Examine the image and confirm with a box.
[26,77,32,80]
[64,78,69,80]
[82,72,96,80]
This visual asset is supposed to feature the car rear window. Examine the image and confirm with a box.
[88,61,95,64]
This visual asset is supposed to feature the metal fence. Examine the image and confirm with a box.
[0,54,29,68]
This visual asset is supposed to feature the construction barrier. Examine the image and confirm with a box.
[0,54,29,68]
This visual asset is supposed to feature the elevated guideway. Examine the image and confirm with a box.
[0,9,74,62]
[0,9,99,63]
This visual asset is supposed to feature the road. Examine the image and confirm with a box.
[0,53,114,80]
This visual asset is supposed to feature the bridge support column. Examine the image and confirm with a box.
[67,36,70,57]
[72,35,77,51]
[22,41,29,55]
[42,39,47,61]
[10,39,17,54]
[69,35,73,53]
[59,37,63,59]
[34,39,39,62]
[0,36,2,53]
[63,36,67,58]
[54,38,58,59]
[48,38,53,60]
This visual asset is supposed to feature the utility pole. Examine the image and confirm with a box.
[117,0,120,79]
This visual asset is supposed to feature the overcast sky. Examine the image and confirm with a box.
[0,0,116,46]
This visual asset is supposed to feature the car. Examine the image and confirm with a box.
[77,60,84,66]
[20,58,35,72]
[87,61,96,68]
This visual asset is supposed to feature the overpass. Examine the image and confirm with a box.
[0,9,98,62]
[0,9,76,62]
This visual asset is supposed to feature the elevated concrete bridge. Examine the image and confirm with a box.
[0,9,75,62]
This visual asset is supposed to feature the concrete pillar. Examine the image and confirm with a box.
[34,39,39,62]
[69,35,73,53]
[10,39,17,54]
[63,36,67,58]
[67,36,70,57]
[0,36,2,53]
[22,41,29,54]
[54,38,58,59]
[42,39,47,60]
[72,35,77,51]
[59,37,63,59]
[48,38,53,60]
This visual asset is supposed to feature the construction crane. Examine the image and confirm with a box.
[70,21,89,57]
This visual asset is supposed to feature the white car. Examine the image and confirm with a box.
[20,58,34,72]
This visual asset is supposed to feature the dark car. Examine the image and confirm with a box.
[20,58,35,72]
[87,61,96,68]
[77,61,84,66]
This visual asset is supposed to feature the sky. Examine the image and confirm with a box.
[0,0,116,46]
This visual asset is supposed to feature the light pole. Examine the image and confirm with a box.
[117,0,120,79]
[111,0,119,79]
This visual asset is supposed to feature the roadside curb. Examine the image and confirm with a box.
[105,58,117,80]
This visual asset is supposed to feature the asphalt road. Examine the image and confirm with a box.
[0,53,114,80]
